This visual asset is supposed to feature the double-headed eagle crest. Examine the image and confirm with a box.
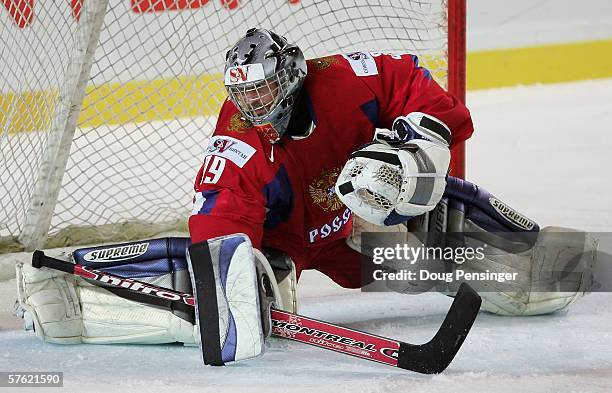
[309,166,344,212]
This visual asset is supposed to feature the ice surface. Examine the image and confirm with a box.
[1,79,611,392]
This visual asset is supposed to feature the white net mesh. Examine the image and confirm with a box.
[0,0,454,252]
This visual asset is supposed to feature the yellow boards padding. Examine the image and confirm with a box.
[468,39,612,90]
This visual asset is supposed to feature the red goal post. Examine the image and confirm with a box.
[447,0,467,179]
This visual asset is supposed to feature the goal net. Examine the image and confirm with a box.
[0,0,465,253]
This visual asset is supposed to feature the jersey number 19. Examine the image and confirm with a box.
[200,155,226,185]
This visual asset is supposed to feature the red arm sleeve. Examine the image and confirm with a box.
[188,106,267,248]
[366,53,474,146]
[188,189,265,248]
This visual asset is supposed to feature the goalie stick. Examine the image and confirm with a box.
[31,250,481,374]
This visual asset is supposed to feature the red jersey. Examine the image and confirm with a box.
[189,52,473,273]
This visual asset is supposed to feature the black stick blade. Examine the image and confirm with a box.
[397,282,481,374]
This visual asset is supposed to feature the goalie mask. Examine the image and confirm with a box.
[224,28,307,143]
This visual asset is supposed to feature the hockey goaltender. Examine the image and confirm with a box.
[15,29,597,370]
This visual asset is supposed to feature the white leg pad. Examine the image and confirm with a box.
[470,227,598,316]
[16,260,196,345]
